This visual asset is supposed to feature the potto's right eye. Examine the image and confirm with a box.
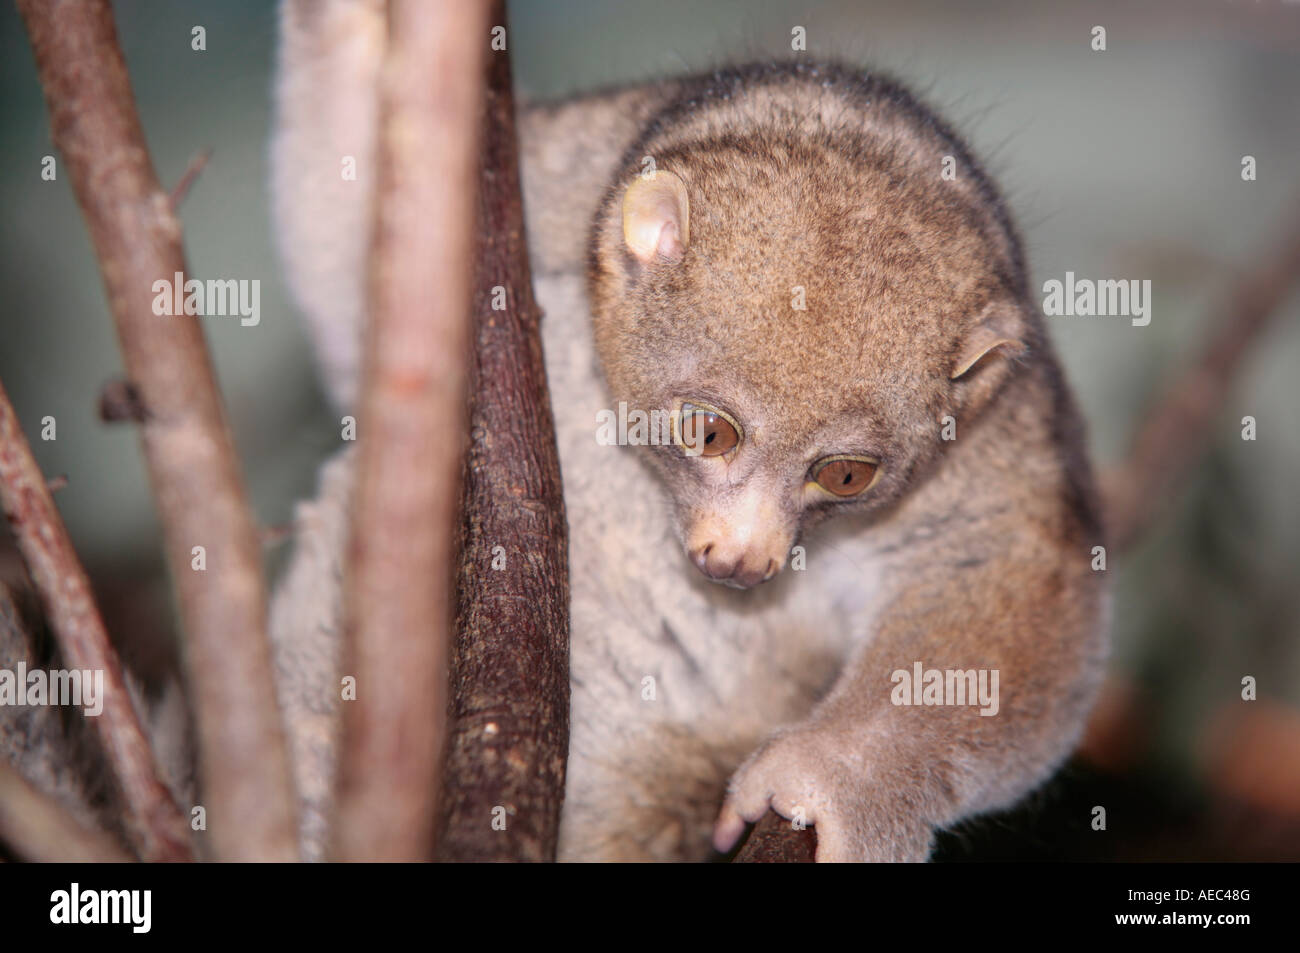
[676,404,739,457]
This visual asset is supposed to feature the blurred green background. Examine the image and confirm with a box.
[1,0,1297,859]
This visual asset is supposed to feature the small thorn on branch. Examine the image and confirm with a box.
[168,148,212,211]
[259,522,292,548]
[98,379,148,423]
[45,474,68,493]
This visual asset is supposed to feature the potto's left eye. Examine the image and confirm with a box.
[813,457,879,497]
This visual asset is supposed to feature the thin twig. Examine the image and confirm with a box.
[0,762,133,863]
[258,522,293,548]
[17,0,298,861]
[434,0,572,863]
[1105,198,1300,550]
[331,0,490,861]
[168,148,212,210]
[0,377,188,861]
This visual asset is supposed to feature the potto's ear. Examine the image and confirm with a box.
[950,300,1027,379]
[622,170,690,263]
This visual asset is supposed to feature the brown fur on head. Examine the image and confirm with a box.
[586,63,1040,588]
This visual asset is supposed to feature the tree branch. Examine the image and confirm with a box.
[1105,198,1300,550]
[0,378,188,861]
[434,0,572,863]
[733,812,817,863]
[0,761,132,863]
[17,0,297,861]
[331,0,490,861]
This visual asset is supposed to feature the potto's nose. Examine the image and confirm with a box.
[690,542,781,589]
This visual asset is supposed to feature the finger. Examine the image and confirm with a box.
[727,775,777,824]
[712,800,748,853]
[809,812,859,862]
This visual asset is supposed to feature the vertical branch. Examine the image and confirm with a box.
[332,0,490,861]
[17,0,297,861]
[0,378,188,861]
[435,1,572,862]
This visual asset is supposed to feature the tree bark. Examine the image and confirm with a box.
[733,813,817,863]
[435,0,572,864]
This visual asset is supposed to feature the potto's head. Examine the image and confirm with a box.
[587,122,1030,588]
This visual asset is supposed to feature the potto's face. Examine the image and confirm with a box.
[590,137,1017,587]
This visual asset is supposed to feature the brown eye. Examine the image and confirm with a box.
[814,457,879,497]
[678,405,739,457]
